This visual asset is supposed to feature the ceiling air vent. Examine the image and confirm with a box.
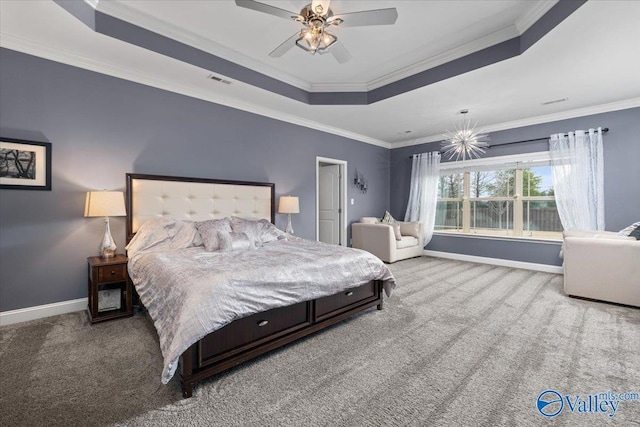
[541,97,567,106]
[207,74,232,85]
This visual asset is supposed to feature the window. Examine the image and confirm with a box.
[435,153,562,239]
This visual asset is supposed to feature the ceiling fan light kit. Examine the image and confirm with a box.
[295,4,338,55]
[235,0,397,63]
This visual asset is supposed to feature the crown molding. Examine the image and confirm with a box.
[515,0,558,34]
[366,25,520,91]
[390,98,640,149]
[0,32,390,149]
[92,0,314,92]
[309,82,369,92]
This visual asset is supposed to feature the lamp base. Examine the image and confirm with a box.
[99,217,117,258]
[285,214,294,235]
[100,249,116,259]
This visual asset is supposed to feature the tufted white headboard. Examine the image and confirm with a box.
[126,173,275,241]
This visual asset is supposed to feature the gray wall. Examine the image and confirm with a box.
[2,46,638,313]
[390,107,640,266]
[0,48,390,312]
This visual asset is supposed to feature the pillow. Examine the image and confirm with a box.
[258,219,286,244]
[391,223,402,241]
[231,216,263,246]
[126,217,200,257]
[231,217,285,246]
[217,231,255,252]
[195,218,232,252]
[618,221,640,240]
[400,222,421,239]
[381,211,396,224]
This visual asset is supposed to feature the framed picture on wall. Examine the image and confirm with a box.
[0,137,52,191]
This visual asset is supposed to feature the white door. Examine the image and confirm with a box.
[319,164,341,244]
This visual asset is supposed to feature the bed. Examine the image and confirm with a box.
[125,173,395,398]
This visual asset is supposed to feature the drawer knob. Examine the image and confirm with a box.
[111,270,116,275]
[345,291,354,296]
[257,320,269,327]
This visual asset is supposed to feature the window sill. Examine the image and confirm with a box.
[433,231,562,244]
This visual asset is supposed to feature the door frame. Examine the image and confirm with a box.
[316,156,347,246]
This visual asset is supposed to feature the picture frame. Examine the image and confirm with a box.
[0,137,52,191]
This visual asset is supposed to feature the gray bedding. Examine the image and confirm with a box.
[128,238,395,383]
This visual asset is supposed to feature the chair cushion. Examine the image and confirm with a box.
[360,217,379,224]
[396,235,418,249]
[400,222,420,239]
[391,223,402,241]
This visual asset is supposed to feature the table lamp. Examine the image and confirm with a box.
[84,191,126,258]
[278,196,299,234]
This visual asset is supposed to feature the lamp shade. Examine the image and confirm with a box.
[278,196,300,214]
[84,191,126,217]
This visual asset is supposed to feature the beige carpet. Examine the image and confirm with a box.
[1,257,639,426]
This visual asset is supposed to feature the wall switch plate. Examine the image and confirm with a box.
[350,198,354,205]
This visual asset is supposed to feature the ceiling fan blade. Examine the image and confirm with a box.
[329,40,351,64]
[311,0,331,16]
[235,0,301,21]
[331,8,398,27]
[268,32,300,58]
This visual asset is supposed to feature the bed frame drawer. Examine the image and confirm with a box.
[315,282,377,320]
[198,301,311,366]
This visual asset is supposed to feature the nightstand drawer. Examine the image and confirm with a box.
[97,264,127,283]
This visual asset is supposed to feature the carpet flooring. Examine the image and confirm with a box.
[1,257,638,426]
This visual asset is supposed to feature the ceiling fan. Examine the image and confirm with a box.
[235,0,398,64]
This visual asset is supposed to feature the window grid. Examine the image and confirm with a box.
[435,168,562,240]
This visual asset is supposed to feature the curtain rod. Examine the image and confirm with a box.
[409,127,609,158]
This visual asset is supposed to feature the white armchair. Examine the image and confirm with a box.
[562,229,640,307]
[352,217,424,263]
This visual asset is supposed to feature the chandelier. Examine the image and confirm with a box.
[441,110,490,161]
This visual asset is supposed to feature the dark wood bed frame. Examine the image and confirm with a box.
[126,173,384,398]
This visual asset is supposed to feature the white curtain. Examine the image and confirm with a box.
[549,128,605,231]
[404,151,441,244]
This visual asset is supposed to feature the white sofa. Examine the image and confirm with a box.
[562,229,640,307]
[352,217,424,263]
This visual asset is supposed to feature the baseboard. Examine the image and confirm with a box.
[423,250,564,274]
[0,298,87,326]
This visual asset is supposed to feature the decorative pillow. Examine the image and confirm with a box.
[195,218,232,252]
[381,211,396,224]
[391,223,402,241]
[126,217,201,257]
[618,221,640,240]
[231,217,286,246]
[400,222,421,239]
[231,216,264,246]
[258,219,286,244]
[217,231,255,252]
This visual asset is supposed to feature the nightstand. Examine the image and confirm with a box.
[87,254,133,323]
